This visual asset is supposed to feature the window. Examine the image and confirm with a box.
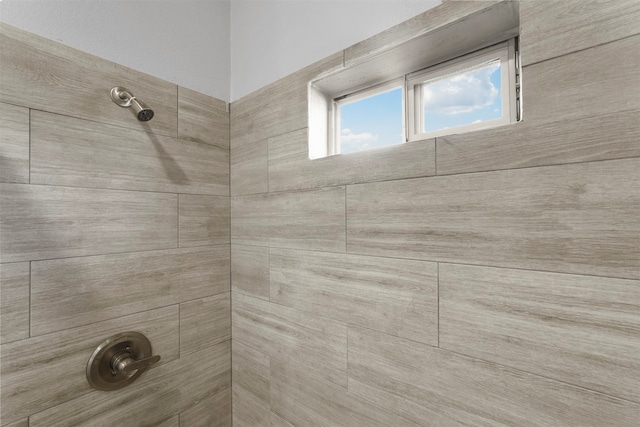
[407,40,518,141]
[327,40,519,155]
[331,79,404,155]
[308,0,520,159]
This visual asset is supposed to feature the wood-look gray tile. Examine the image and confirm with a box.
[179,194,230,247]
[180,388,232,427]
[270,249,438,346]
[344,0,498,65]
[271,359,419,427]
[347,158,640,279]
[0,23,178,137]
[178,86,229,148]
[29,342,230,427]
[0,103,29,184]
[231,244,270,300]
[440,263,640,403]
[232,187,346,252]
[231,139,268,195]
[525,35,640,124]
[269,412,295,427]
[232,292,347,388]
[0,184,177,263]
[268,128,435,192]
[0,306,179,426]
[230,53,343,148]
[232,340,270,408]
[157,416,180,427]
[31,246,229,336]
[233,389,270,427]
[4,419,29,427]
[30,110,229,195]
[348,327,640,427]
[0,262,29,344]
[436,109,640,176]
[180,293,231,357]
[520,0,640,66]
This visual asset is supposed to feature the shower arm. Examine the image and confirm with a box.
[110,86,155,122]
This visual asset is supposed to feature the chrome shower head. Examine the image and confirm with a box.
[110,87,154,121]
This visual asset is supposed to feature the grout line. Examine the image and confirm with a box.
[434,136,438,175]
[344,186,348,253]
[9,181,229,198]
[178,302,182,359]
[176,85,179,139]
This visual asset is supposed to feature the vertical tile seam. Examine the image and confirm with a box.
[176,85,179,139]
[434,136,438,176]
[344,186,348,253]
[176,194,180,248]
[178,301,181,359]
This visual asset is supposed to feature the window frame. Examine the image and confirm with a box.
[330,77,405,156]
[326,39,519,156]
[406,39,518,142]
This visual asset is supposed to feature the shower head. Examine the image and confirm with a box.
[110,87,154,121]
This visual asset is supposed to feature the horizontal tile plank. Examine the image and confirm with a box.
[1,306,179,425]
[0,23,178,137]
[230,53,343,148]
[348,327,640,427]
[180,388,232,427]
[30,111,229,195]
[440,263,640,403]
[0,262,29,344]
[271,359,419,427]
[29,342,230,427]
[178,194,230,247]
[180,293,231,356]
[270,412,295,427]
[232,292,347,388]
[347,158,640,279]
[231,244,270,300]
[0,102,29,184]
[157,416,180,427]
[233,389,271,427]
[520,0,640,66]
[4,419,28,427]
[178,86,229,148]
[525,35,640,124]
[268,128,435,192]
[0,184,178,263]
[232,187,346,252]
[31,246,229,336]
[270,249,438,346]
[232,339,271,408]
[436,109,640,175]
[231,139,268,195]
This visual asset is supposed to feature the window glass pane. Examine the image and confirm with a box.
[339,87,403,154]
[423,60,502,133]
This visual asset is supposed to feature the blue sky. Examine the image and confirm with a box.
[339,61,502,154]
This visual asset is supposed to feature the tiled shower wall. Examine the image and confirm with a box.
[230,1,640,426]
[0,23,231,426]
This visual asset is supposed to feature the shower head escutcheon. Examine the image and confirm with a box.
[110,86,154,121]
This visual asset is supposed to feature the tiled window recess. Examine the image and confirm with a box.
[1,1,639,426]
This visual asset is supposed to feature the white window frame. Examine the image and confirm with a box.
[330,78,405,156]
[323,38,519,157]
[406,39,518,141]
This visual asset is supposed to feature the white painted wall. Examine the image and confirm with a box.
[230,0,440,100]
[0,0,440,102]
[0,0,231,101]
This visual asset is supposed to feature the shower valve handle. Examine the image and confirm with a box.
[111,352,161,374]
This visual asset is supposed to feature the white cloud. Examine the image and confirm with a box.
[340,128,379,153]
[423,63,499,115]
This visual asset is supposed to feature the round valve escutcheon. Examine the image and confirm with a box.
[86,331,161,391]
